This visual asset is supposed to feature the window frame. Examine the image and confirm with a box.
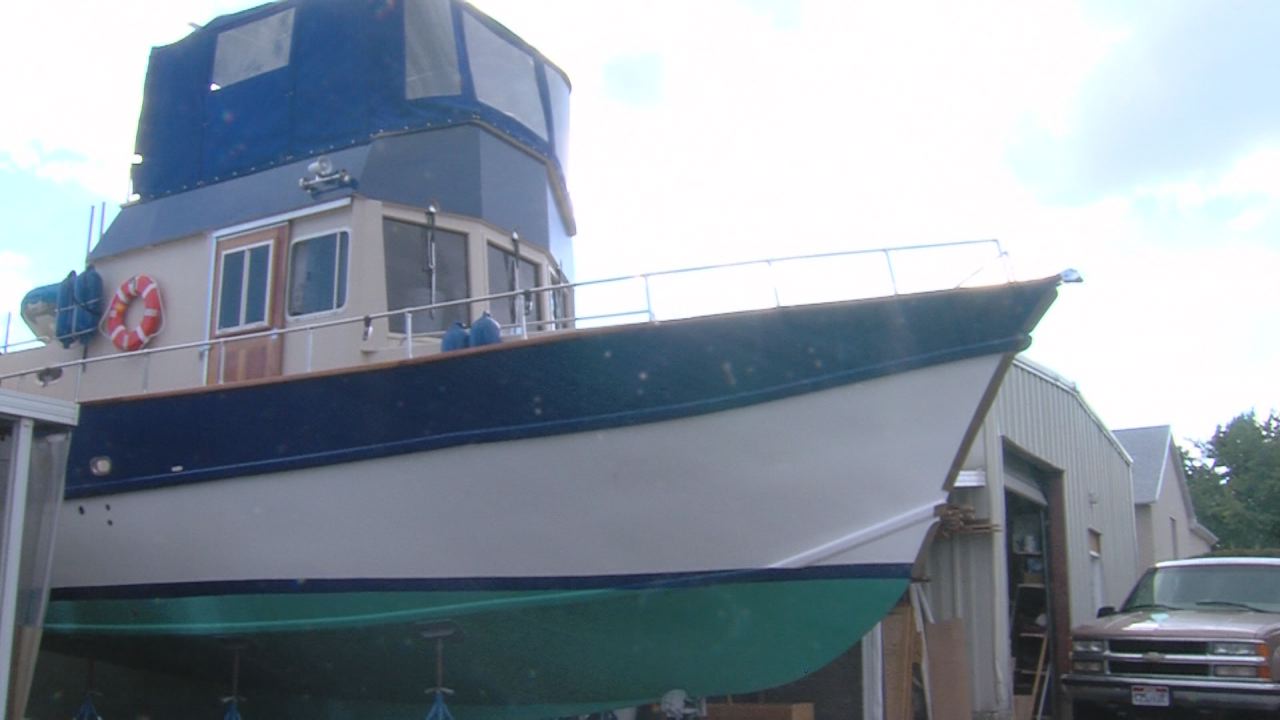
[485,240,544,329]
[286,228,352,320]
[382,217,471,336]
[211,8,296,90]
[214,238,277,336]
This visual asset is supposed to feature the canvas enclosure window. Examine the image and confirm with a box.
[463,13,547,139]
[217,243,273,332]
[211,8,296,89]
[544,66,570,168]
[384,219,468,333]
[405,0,462,99]
[288,231,350,317]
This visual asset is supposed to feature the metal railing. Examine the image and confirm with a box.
[0,239,1008,399]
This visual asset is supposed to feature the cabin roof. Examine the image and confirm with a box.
[93,124,574,262]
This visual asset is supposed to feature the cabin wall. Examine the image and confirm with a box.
[1,196,562,399]
[0,233,212,401]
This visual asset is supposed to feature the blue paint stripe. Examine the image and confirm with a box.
[66,335,1022,498]
[50,563,914,601]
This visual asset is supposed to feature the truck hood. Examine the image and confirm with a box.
[1075,609,1280,640]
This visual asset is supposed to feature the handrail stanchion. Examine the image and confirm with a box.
[142,353,151,393]
[306,327,315,373]
[75,363,84,401]
[216,340,226,385]
[405,311,414,360]
[517,293,527,339]
[883,249,899,295]
[642,275,656,323]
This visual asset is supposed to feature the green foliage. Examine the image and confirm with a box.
[1185,411,1280,549]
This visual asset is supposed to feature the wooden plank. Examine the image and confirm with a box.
[924,619,972,720]
[881,604,915,720]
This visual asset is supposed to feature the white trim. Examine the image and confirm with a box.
[0,417,35,711]
[955,469,987,488]
[213,198,351,240]
[0,390,78,426]
[768,500,940,569]
[214,239,276,336]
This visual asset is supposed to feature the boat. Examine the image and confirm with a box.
[0,1,1067,717]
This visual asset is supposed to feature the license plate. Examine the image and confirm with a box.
[1131,685,1170,707]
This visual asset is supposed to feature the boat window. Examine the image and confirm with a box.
[217,242,273,331]
[543,65,570,168]
[383,219,469,333]
[487,244,542,328]
[463,12,547,139]
[550,267,572,329]
[405,0,461,99]
[211,8,296,90]
[288,231,350,317]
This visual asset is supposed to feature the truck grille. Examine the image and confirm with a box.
[1109,639,1206,655]
[1109,661,1210,677]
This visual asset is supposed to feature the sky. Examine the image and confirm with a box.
[0,0,1277,447]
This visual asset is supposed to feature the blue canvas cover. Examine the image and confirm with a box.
[130,0,571,211]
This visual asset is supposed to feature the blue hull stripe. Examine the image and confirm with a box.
[66,279,1059,498]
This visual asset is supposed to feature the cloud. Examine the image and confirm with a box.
[1012,2,1280,204]
[0,0,248,200]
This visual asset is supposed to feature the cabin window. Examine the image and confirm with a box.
[288,231,350,317]
[217,242,273,331]
[463,12,547,139]
[383,219,468,333]
[486,244,541,328]
[405,0,461,99]
[551,267,572,329]
[211,8,296,90]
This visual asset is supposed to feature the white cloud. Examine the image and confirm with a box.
[0,251,36,347]
[0,1,247,199]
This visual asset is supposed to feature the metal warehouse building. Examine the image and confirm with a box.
[918,357,1140,719]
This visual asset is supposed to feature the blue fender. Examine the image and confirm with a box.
[469,311,502,347]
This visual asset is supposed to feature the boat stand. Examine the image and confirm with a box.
[72,659,102,720]
[421,623,459,720]
[221,645,245,720]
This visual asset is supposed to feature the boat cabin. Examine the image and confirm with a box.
[0,0,576,401]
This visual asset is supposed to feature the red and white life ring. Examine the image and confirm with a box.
[106,275,164,352]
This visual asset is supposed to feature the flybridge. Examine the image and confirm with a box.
[130,0,571,204]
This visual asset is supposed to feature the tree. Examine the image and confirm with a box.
[1184,411,1280,550]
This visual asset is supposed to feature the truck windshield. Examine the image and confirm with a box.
[1123,564,1280,613]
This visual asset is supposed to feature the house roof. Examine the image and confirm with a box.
[1114,425,1171,505]
[1114,424,1219,546]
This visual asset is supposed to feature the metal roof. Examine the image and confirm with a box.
[1114,425,1171,505]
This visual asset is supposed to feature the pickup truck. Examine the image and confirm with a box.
[1064,556,1280,719]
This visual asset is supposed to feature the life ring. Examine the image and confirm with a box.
[106,275,164,351]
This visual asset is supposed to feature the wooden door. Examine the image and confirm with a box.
[208,224,288,384]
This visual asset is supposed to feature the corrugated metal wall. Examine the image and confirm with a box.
[923,358,1138,719]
